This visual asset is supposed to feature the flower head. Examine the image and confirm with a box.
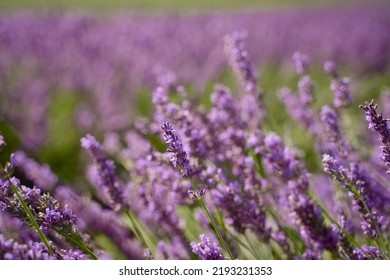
[161,122,196,179]
[190,234,225,260]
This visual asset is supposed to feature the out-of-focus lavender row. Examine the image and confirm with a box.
[1,4,390,149]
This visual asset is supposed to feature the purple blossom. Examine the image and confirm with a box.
[224,32,258,95]
[224,32,265,125]
[324,61,352,108]
[320,106,342,143]
[322,154,388,238]
[298,75,315,105]
[124,141,188,242]
[278,88,318,137]
[55,186,143,259]
[212,180,268,238]
[0,234,54,260]
[299,249,323,260]
[323,61,338,79]
[161,122,196,179]
[353,245,386,260]
[0,212,37,244]
[2,8,390,149]
[264,133,338,252]
[0,233,87,260]
[331,78,352,109]
[11,151,58,191]
[360,100,390,173]
[335,230,355,260]
[292,52,310,75]
[81,134,123,210]
[156,238,189,260]
[320,105,352,159]
[190,234,225,260]
[0,177,95,257]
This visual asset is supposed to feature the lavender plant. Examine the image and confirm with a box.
[1,10,390,260]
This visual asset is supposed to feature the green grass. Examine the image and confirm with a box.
[0,0,381,14]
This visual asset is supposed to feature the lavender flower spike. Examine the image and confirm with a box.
[323,61,338,79]
[353,245,386,260]
[224,32,258,96]
[360,100,390,173]
[224,32,265,125]
[190,234,225,260]
[81,134,123,209]
[161,122,196,179]
[292,52,310,75]
[324,61,352,108]
[11,151,58,191]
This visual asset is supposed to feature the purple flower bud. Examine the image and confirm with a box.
[292,52,310,75]
[323,61,338,79]
[353,245,386,260]
[81,134,123,210]
[224,32,265,123]
[360,100,390,173]
[161,122,196,179]
[331,78,352,109]
[298,75,315,105]
[11,151,58,191]
[264,133,338,252]
[190,234,225,260]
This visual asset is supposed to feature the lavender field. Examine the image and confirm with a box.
[1,2,390,260]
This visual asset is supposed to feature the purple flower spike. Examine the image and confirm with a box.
[11,151,58,191]
[224,32,265,124]
[161,122,196,179]
[298,75,315,105]
[263,133,338,252]
[81,134,123,210]
[322,154,387,238]
[320,106,342,143]
[323,61,352,108]
[292,52,310,75]
[353,245,386,260]
[360,100,390,173]
[190,234,225,260]
[224,32,258,95]
[331,78,352,109]
[323,61,338,79]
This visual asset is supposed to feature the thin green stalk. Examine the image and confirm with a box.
[126,210,150,251]
[243,234,262,259]
[8,179,55,255]
[227,231,259,259]
[56,230,99,260]
[198,196,235,259]
[348,184,386,252]
[308,191,359,248]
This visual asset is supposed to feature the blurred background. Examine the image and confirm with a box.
[0,0,384,13]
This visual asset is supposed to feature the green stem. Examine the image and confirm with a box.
[348,185,386,251]
[126,210,150,251]
[227,231,258,259]
[243,234,262,259]
[198,197,235,259]
[57,230,99,260]
[8,179,55,255]
[308,191,359,248]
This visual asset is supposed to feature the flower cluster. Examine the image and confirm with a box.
[360,101,390,172]
[1,18,390,261]
[190,235,225,260]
